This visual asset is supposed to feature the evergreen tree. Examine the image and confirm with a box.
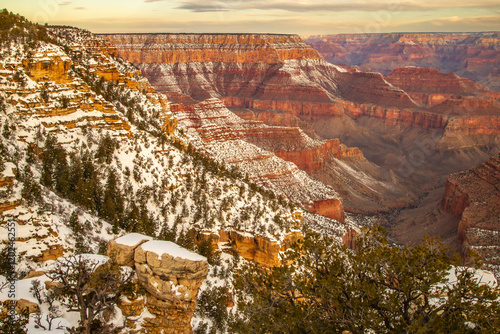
[232,226,500,333]
[101,169,124,230]
[197,237,221,266]
[21,165,41,205]
[46,255,133,334]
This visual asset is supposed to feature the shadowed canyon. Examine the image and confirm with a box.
[100,32,500,271]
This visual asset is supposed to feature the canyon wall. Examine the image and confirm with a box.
[171,98,346,221]
[101,33,416,110]
[101,33,499,215]
[304,32,500,92]
[441,154,500,275]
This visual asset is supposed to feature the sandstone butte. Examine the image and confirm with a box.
[441,154,500,274]
[304,32,500,92]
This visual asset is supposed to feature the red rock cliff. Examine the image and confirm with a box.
[102,33,323,65]
[172,98,345,221]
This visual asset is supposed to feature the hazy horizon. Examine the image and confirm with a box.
[2,0,500,35]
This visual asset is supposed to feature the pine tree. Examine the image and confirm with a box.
[21,165,41,205]
[232,226,500,333]
[101,169,124,230]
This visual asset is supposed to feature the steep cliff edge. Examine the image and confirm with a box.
[442,154,500,275]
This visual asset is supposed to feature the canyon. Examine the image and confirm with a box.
[304,32,500,92]
[101,33,499,214]
[0,10,498,333]
[100,32,499,274]
[442,154,500,274]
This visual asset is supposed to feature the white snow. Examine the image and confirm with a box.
[445,267,497,288]
[0,274,50,303]
[114,233,153,247]
[140,240,207,262]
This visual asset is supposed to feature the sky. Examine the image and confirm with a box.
[2,0,500,35]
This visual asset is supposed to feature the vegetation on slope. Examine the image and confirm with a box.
[233,226,500,333]
[0,9,498,334]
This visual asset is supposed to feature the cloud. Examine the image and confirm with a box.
[391,14,500,31]
[73,6,87,10]
[143,0,165,2]
[58,1,73,6]
[176,0,500,13]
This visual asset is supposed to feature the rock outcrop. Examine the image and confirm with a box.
[305,32,500,92]
[108,234,209,334]
[195,224,304,268]
[442,154,500,274]
[107,233,153,267]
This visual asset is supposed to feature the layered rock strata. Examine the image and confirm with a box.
[100,33,417,110]
[305,32,500,91]
[172,98,345,221]
[442,154,500,274]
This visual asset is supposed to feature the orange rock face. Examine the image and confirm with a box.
[102,33,323,65]
[274,138,362,173]
[309,198,345,222]
[22,51,72,83]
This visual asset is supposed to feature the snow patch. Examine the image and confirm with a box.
[114,233,153,247]
[140,240,206,262]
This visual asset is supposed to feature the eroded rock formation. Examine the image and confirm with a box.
[442,154,500,274]
[108,234,209,334]
[172,98,345,220]
[101,33,416,110]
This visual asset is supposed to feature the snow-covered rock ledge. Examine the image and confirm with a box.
[109,233,209,334]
